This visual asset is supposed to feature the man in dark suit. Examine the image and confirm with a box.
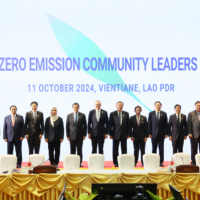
[130,106,148,166]
[25,101,44,154]
[109,101,130,167]
[148,101,168,166]
[88,100,108,154]
[3,105,24,168]
[66,103,87,167]
[168,104,188,154]
[188,101,200,165]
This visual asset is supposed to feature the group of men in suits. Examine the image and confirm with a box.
[3,100,200,168]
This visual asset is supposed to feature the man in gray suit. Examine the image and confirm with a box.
[66,103,87,167]
[188,101,200,165]
[3,105,24,168]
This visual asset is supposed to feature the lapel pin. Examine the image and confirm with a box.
[102,111,103,113]
[38,115,39,117]
[123,114,124,117]
[79,116,81,118]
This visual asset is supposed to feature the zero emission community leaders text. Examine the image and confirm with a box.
[0,57,197,71]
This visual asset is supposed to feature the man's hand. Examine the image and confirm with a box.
[165,135,168,138]
[105,134,108,139]
[144,137,147,142]
[169,136,172,141]
[83,136,86,140]
[39,134,42,140]
[110,135,113,139]
[26,135,28,140]
[88,134,91,139]
[60,139,63,143]
[127,135,130,139]
[45,138,48,143]
[149,135,152,138]
[20,137,23,141]
[189,134,193,138]
[4,139,7,142]
[67,137,70,141]
[131,137,135,141]
[184,136,187,140]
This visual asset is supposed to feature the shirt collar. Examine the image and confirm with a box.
[74,112,79,115]
[96,109,101,112]
[32,111,37,114]
[11,114,16,117]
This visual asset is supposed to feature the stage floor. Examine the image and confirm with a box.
[20,161,171,168]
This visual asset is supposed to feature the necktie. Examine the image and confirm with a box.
[137,116,140,126]
[157,112,159,122]
[119,112,121,125]
[12,116,15,127]
[75,113,78,125]
[177,114,180,125]
[33,113,36,124]
[97,110,99,122]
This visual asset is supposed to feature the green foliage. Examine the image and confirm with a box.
[146,190,175,200]
[65,189,98,200]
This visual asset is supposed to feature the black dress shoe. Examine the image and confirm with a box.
[80,165,83,167]
[160,163,164,167]
[191,162,196,165]
[114,164,118,167]
[17,165,22,168]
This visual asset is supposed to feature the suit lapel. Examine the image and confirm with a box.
[195,111,200,125]
[115,111,120,124]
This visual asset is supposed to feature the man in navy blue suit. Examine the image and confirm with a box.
[3,105,24,168]
[148,101,168,166]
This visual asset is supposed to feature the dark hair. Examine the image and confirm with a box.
[116,101,124,106]
[195,101,200,105]
[135,106,142,111]
[72,103,79,108]
[154,101,162,106]
[10,105,17,110]
[174,104,181,109]
[30,101,38,106]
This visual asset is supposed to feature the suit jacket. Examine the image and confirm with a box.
[188,110,200,138]
[129,115,148,141]
[88,109,108,137]
[3,114,24,142]
[148,110,168,138]
[66,112,87,140]
[168,113,188,140]
[109,110,129,140]
[45,117,64,142]
[25,111,44,137]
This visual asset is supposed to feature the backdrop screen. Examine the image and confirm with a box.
[0,0,200,161]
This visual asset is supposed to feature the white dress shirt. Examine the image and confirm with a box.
[118,111,122,125]
[176,113,181,123]
[155,111,160,119]
[96,109,101,121]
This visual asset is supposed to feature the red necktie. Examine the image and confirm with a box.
[12,116,15,126]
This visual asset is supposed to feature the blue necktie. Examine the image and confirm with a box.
[119,112,121,125]
[75,113,78,125]
[157,112,159,122]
